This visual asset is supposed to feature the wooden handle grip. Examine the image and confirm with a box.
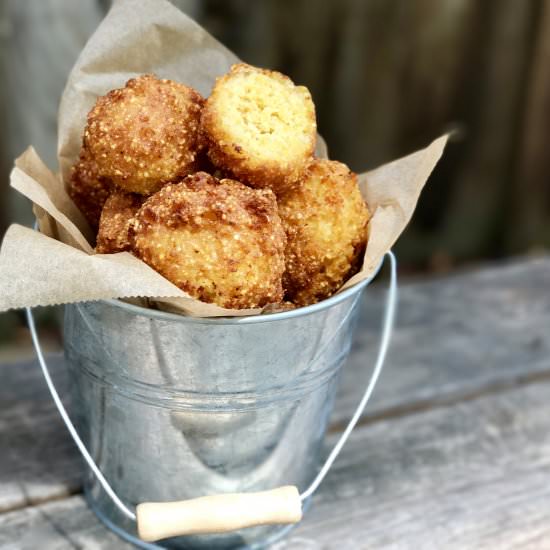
[136,486,302,542]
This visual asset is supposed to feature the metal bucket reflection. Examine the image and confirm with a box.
[64,271,377,549]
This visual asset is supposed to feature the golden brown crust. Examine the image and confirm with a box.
[278,159,370,306]
[96,190,144,254]
[67,148,113,231]
[131,172,286,309]
[84,74,204,195]
[200,63,316,195]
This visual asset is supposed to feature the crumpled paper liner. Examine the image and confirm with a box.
[0,0,447,317]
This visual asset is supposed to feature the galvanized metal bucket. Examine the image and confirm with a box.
[28,253,397,549]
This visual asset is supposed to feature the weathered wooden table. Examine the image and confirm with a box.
[1,256,549,549]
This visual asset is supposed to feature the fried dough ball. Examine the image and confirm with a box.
[131,172,286,309]
[279,159,370,306]
[201,63,316,195]
[84,74,204,195]
[96,190,144,254]
[67,149,113,231]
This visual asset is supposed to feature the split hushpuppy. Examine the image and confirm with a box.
[201,64,316,195]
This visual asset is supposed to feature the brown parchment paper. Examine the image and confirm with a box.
[0,0,447,317]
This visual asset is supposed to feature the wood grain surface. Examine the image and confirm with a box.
[2,380,550,549]
[280,381,550,549]
[1,256,549,548]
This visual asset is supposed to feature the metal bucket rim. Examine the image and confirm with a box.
[100,261,382,325]
[75,350,347,410]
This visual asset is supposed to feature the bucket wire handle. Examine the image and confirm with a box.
[300,249,397,501]
[25,250,397,542]
[25,307,138,521]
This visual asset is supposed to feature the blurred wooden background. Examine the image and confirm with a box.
[201,0,550,270]
[1,0,549,270]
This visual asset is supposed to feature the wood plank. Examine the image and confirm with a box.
[1,256,548,516]
[433,0,537,262]
[0,355,80,513]
[333,255,550,424]
[4,377,550,549]
[509,0,550,250]
[0,496,134,549]
[279,380,550,549]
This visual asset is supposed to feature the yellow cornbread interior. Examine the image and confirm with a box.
[212,71,315,162]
